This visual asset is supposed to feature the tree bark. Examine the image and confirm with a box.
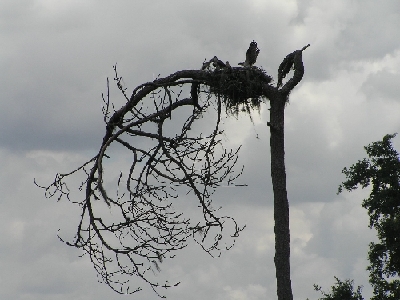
[269,91,293,300]
[265,47,307,300]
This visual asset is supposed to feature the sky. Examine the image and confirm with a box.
[1,0,400,299]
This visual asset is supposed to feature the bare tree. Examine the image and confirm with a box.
[269,44,310,300]
[37,44,309,299]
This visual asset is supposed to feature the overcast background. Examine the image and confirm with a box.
[1,0,400,299]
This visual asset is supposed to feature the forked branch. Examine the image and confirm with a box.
[36,44,309,298]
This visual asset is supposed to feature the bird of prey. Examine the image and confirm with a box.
[238,40,260,67]
[212,56,226,70]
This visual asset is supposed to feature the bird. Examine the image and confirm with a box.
[212,56,226,70]
[238,40,260,67]
[201,60,211,70]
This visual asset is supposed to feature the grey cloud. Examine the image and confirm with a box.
[361,70,400,102]
[1,0,400,299]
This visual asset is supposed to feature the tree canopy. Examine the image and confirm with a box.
[310,277,364,300]
[337,134,400,299]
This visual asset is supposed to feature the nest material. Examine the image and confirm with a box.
[208,66,272,116]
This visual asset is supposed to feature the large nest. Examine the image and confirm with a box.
[208,66,273,116]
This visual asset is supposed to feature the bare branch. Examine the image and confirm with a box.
[37,46,308,297]
[278,44,310,94]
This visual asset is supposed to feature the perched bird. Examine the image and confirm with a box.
[201,60,211,70]
[238,40,260,67]
[212,56,226,70]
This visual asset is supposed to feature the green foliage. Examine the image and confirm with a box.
[339,134,400,299]
[309,277,364,300]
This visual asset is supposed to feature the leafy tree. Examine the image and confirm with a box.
[338,134,400,299]
[37,44,309,299]
[309,277,364,300]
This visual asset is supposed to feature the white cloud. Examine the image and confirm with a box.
[222,283,267,300]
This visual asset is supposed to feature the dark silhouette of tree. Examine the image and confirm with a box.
[308,277,364,300]
[338,134,400,300]
[312,134,400,300]
[36,44,309,299]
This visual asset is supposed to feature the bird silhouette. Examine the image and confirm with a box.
[238,41,260,67]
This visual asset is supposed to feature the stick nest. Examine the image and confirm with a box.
[208,67,272,115]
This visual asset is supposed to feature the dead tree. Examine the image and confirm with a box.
[36,44,309,299]
[270,44,310,300]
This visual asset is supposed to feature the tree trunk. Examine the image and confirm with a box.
[269,92,293,300]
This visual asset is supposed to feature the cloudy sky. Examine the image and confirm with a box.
[1,0,400,299]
